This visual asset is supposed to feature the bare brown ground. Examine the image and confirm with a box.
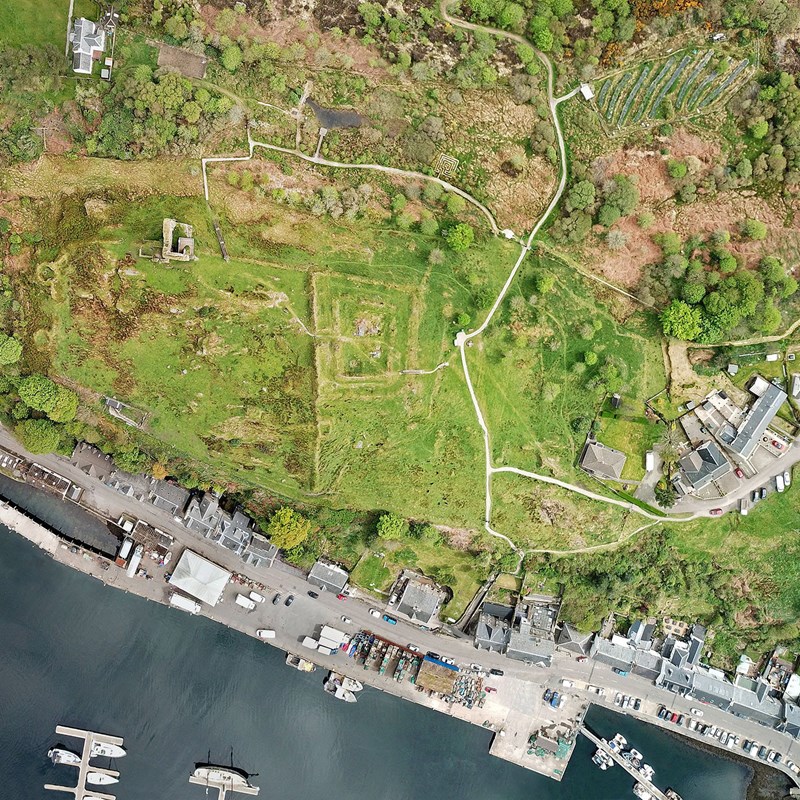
[582,127,797,287]
[437,526,474,550]
[157,43,208,79]
[41,110,73,156]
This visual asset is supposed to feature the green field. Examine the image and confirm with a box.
[0,0,97,48]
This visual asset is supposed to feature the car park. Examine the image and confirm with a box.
[489,668,504,676]
[285,594,295,606]
[369,608,381,618]
[690,708,704,717]
[307,591,319,599]
[272,593,282,605]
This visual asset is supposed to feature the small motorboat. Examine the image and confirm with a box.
[48,748,81,766]
[191,765,258,791]
[86,772,119,786]
[612,733,628,747]
[91,742,126,759]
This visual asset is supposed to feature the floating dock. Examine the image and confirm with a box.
[44,725,123,800]
[580,726,670,800]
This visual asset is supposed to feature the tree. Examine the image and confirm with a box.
[428,247,445,265]
[445,223,474,252]
[48,385,79,422]
[740,218,767,240]
[566,179,595,212]
[654,483,676,508]
[607,230,627,250]
[584,350,598,365]
[267,507,311,550]
[114,446,151,473]
[749,119,769,139]
[17,418,61,454]
[661,300,701,341]
[376,512,408,540]
[445,194,466,215]
[667,159,687,179]
[18,374,57,412]
[221,45,243,72]
[419,216,439,236]
[0,333,22,365]
[681,282,706,304]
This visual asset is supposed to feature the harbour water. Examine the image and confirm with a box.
[0,504,753,799]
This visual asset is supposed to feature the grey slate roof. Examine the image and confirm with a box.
[728,381,787,459]
[474,613,511,652]
[556,623,593,656]
[69,18,106,74]
[679,441,731,490]
[590,637,635,670]
[507,633,554,665]
[241,533,277,568]
[632,649,663,680]
[580,440,627,480]
[308,559,349,593]
[71,443,116,483]
[183,492,223,536]
[213,509,253,556]
[657,661,693,694]
[396,579,442,624]
[783,701,800,738]
[150,479,190,516]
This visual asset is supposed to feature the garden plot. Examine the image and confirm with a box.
[595,46,753,132]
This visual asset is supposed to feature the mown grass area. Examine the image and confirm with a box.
[595,409,662,481]
[0,0,98,48]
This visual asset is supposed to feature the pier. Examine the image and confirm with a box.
[44,725,123,800]
[579,725,670,800]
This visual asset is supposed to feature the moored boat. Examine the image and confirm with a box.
[191,765,258,790]
[633,783,654,799]
[286,653,316,672]
[341,676,363,692]
[91,742,126,759]
[48,747,81,766]
[86,772,119,786]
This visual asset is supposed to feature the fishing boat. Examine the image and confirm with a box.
[640,763,655,781]
[286,653,316,672]
[633,783,654,799]
[48,747,81,766]
[323,673,357,702]
[91,741,126,759]
[341,676,363,692]
[665,790,684,800]
[86,772,119,786]
[612,733,628,748]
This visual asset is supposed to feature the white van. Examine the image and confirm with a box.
[235,594,257,611]
[249,591,266,604]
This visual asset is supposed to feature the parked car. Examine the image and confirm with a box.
[614,693,623,707]
[687,719,697,730]
[307,590,319,599]
[272,593,282,605]
[544,689,553,702]
[557,695,566,708]
[761,487,768,500]
[549,691,560,708]
[735,468,745,479]
[407,645,420,653]
[470,663,483,671]
[657,706,667,720]
[427,652,441,661]
[676,714,685,726]
[561,679,574,688]
[576,656,588,662]
[285,594,294,606]
[774,752,783,764]
[767,750,778,763]
[710,508,723,516]
[758,746,768,760]
[752,490,760,503]
[484,686,497,693]
[249,592,265,604]
[489,668,504,676]
[369,608,381,618]
[633,698,642,711]
[690,708,704,717]
[382,614,398,625]
[785,470,792,487]
[441,656,455,665]
[340,616,352,624]
[772,439,785,450]
[336,593,346,600]
[612,667,629,676]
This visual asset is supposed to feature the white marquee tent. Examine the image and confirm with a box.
[168,549,231,606]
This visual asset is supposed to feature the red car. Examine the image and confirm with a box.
[772,440,785,450]
[735,468,744,479]
[485,686,497,693]
[710,508,723,516]
[336,593,347,600]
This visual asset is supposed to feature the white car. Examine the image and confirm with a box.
[561,679,574,688]
[442,657,455,666]
[341,616,352,624]
[690,708,704,717]
[249,591,265,604]
[407,644,420,653]
[369,608,381,618]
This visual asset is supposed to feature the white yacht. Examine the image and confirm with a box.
[191,765,259,791]
[48,748,81,766]
[86,772,119,786]
[91,741,126,759]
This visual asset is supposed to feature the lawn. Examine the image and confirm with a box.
[595,408,662,481]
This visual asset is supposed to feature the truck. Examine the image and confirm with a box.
[235,594,257,611]
[169,592,201,615]
[125,544,143,578]
[115,537,133,567]
[301,636,319,650]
